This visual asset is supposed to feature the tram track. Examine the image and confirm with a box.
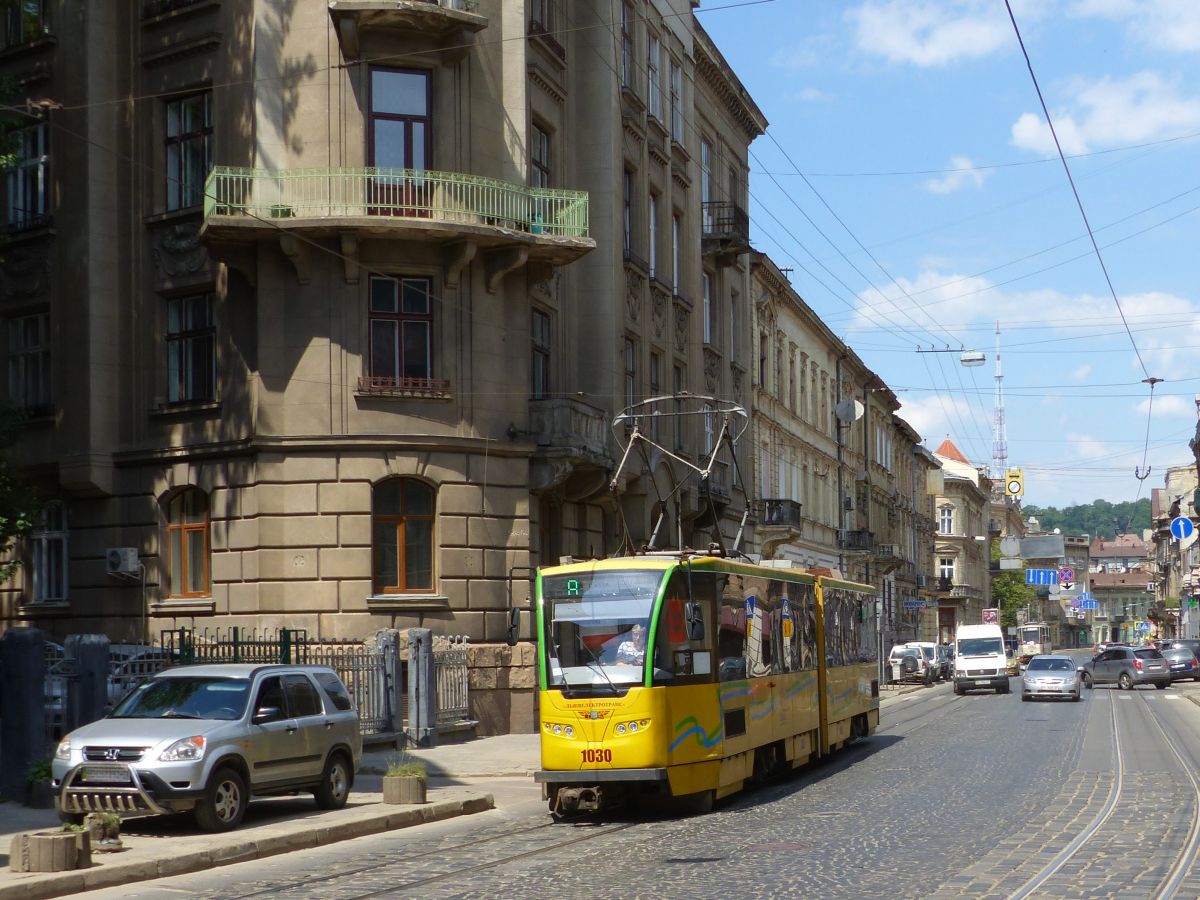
[1005,691,1200,900]
[197,816,639,900]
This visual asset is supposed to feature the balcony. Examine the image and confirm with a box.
[329,1,487,60]
[203,167,594,287]
[524,397,613,499]
[762,498,802,529]
[701,201,750,266]
[988,518,1002,535]
[839,529,874,552]
[937,577,953,592]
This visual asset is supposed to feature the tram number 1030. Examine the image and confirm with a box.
[581,748,613,763]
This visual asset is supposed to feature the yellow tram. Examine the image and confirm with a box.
[529,553,879,815]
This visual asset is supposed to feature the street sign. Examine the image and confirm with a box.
[1000,536,1021,557]
[999,558,1022,570]
[1025,569,1058,586]
[1058,566,1075,586]
[902,599,926,610]
[1070,597,1081,609]
[1171,516,1195,541]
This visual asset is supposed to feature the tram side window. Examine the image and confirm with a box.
[793,585,817,670]
[747,591,777,677]
[826,591,845,667]
[653,570,715,682]
[717,576,746,681]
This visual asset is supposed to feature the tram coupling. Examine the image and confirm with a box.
[553,785,604,816]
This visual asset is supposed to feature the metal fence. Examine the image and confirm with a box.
[434,636,470,726]
[306,641,396,736]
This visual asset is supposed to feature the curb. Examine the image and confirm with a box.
[359,766,537,778]
[0,793,494,900]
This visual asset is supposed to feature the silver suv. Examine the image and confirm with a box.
[52,664,362,832]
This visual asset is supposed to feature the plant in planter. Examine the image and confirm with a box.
[25,758,54,809]
[84,812,124,853]
[382,753,427,805]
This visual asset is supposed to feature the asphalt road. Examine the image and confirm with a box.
[87,671,1200,899]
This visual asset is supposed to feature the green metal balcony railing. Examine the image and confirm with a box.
[204,166,590,239]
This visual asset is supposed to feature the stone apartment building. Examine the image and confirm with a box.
[1151,465,1200,639]
[0,0,764,733]
[747,252,940,656]
[931,439,992,641]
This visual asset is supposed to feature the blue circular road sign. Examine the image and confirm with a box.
[1171,516,1195,541]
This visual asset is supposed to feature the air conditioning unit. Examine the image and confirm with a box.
[106,547,140,576]
[916,574,928,588]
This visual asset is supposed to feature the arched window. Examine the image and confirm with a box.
[373,478,434,593]
[166,488,209,597]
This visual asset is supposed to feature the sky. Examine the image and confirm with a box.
[697,0,1200,509]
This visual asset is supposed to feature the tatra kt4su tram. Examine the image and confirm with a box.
[528,553,879,816]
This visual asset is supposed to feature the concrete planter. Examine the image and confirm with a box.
[9,830,92,872]
[382,775,427,804]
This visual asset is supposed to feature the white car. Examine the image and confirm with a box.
[886,644,935,685]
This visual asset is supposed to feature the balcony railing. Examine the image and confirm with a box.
[762,498,802,529]
[204,167,590,239]
[701,201,750,254]
[527,397,609,461]
[937,576,953,592]
[839,529,874,552]
[357,375,451,398]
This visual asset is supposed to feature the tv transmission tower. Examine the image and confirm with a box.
[992,322,1007,481]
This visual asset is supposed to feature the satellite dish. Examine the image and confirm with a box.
[835,399,865,423]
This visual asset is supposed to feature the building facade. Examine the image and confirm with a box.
[1151,466,1200,639]
[747,252,939,658]
[0,0,764,733]
[931,439,992,640]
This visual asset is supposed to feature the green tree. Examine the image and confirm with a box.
[1022,498,1150,540]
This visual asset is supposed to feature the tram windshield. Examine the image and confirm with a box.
[540,569,664,690]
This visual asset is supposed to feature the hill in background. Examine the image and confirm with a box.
[1020,498,1151,542]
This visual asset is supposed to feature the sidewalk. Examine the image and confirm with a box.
[0,754,507,900]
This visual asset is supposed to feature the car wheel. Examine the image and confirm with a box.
[1072,691,1081,702]
[1156,681,1168,690]
[314,752,352,810]
[1082,673,1093,689]
[1118,672,1133,691]
[194,766,248,832]
[954,685,964,696]
[1021,693,1029,702]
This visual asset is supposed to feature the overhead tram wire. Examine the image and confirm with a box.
[752,126,1200,178]
[1004,0,1161,489]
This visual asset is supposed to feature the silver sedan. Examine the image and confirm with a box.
[1021,654,1081,702]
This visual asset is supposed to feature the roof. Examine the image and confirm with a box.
[1089,535,1150,558]
[934,439,969,464]
[1091,571,1153,589]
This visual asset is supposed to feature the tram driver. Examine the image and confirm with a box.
[614,624,647,665]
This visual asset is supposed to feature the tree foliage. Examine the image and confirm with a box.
[1020,498,1150,541]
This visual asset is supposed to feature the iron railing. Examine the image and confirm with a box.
[434,635,470,726]
[762,498,802,528]
[205,166,590,238]
[839,529,874,552]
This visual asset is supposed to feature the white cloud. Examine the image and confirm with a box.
[790,87,832,103]
[896,394,979,449]
[1070,0,1200,52]
[923,155,989,193]
[1010,71,1200,154]
[848,0,1013,67]
[849,269,1200,347]
[1135,393,1192,417]
[1067,433,1113,460]
[1072,364,1093,380]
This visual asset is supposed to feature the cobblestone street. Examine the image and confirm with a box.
[85,679,1200,899]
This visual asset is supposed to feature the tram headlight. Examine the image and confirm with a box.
[553,724,562,735]
[564,726,574,737]
[640,719,649,729]
[629,722,638,733]
[615,723,626,735]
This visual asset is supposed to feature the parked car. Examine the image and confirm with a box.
[105,645,178,707]
[1164,638,1200,659]
[887,645,935,685]
[1093,641,1129,655]
[906,642,943,682]
[52,663,362,832]
[1021,654,1081,702]
[1081,646,1170,691]
[1162,647,1200,682]
[1005,648,1020,677]
[936,644,954,680]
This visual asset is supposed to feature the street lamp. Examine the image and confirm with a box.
[915,346,987,367]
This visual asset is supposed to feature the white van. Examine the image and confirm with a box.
[954,623,1011,695]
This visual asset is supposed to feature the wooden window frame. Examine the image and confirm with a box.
[166,489,210,599]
